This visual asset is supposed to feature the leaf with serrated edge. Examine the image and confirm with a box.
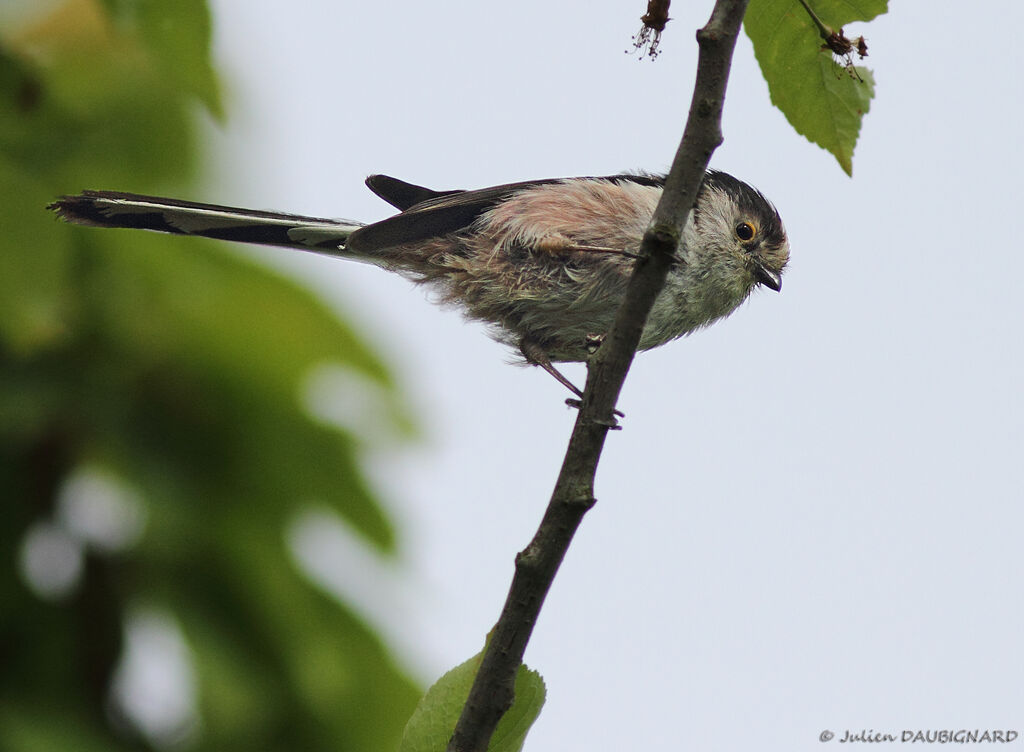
[401,652,546,752]
[746,0,887,174]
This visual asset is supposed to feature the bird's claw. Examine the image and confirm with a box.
[565,398,624,428]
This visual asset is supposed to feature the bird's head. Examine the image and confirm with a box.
[689,170,790,297]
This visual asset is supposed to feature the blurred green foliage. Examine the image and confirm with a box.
[0,1,421,750]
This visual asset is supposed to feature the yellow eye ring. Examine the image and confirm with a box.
[735,222,756,241]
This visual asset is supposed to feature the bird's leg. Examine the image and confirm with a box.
[520,338,583,399]
[520,338,623,425]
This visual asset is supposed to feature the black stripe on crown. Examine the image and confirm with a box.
[701,170,786,248]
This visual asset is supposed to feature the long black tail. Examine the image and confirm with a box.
[49,190,365,257]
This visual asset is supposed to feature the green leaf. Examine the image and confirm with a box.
[745,0,887,174]
[100,0,223,117]
[0,1,201,188]
[401,652,546,752]
[171,518,420,752]
[0,702,117,752]
[78,231,402,549]
[488,665,547,752]
[0,159,75,356]
[2,3,422,752]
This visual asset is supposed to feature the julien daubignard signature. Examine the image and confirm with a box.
[821,729,1018,744]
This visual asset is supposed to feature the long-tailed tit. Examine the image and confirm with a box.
[50,171,789,396]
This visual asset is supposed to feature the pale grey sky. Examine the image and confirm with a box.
[201,1,1024,749]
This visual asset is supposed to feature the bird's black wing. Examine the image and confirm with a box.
[349,173,664,253]
[364,175,462,210]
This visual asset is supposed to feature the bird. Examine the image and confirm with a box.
[49,171,789,398]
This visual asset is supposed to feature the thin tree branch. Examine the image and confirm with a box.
[446,2,751,750]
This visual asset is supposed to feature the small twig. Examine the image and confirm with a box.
[445,2,752,751]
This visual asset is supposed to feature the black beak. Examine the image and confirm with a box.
[754,261,782,292]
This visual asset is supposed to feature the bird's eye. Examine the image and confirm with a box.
[735,222,756,241]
